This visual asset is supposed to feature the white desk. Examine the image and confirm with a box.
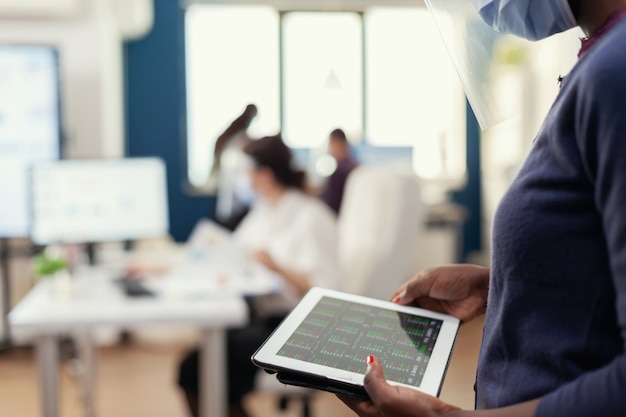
[9,266,248,417]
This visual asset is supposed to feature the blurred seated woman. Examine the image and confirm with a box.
[177,134,340,417]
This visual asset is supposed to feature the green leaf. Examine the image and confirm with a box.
[33,254,68,278]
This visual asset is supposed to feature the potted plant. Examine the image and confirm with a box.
[32,246,71,296]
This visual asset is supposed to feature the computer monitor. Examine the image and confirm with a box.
[0,44,62,238]
[30,158,169,245]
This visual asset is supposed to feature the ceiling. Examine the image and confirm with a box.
[182,0,427,12]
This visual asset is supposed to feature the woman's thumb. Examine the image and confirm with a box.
[363,355,391,406]
[391,289,407,304]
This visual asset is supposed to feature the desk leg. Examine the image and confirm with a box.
[200,328,226,417]
[36,335,59,417]
[76,332,97,417]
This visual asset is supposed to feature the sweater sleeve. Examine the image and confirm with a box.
[535,48,626,417]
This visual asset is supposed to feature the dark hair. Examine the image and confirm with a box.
[330,128,348,143]
[213,104,257,159]
[243,134,306,190]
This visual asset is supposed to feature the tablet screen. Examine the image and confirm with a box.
[277,296,443,388]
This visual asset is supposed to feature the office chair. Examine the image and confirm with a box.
[338,164,424,299]
[254,371,314,417]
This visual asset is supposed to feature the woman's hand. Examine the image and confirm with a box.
[339,356,462,417]
[254,250,280,273]
[253,250,311,296]
[339,356,540,417]
[391,264,490,322]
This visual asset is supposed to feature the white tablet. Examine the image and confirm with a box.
[252,287,460,399]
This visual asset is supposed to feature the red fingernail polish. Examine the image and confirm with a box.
[392,296,401,303]
[366,355,374,365]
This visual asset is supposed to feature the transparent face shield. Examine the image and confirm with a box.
[424,0,521,129]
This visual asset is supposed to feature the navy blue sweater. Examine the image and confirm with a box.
[475,18,626,416]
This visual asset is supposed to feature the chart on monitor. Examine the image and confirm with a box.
[30,158,169,245]
[0,45,61,238]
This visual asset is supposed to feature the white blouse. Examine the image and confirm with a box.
[233,189,340,315]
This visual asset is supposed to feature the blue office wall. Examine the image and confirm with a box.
[452,102,482,261]
[124,0,214,242]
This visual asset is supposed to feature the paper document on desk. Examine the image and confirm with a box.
[159,219,283,298]
[186,218,232,248]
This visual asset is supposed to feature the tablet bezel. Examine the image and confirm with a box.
[252,287,460,397]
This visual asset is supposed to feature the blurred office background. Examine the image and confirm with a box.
[0,0,581,416]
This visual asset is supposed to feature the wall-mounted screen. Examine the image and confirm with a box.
[0,45,61,237]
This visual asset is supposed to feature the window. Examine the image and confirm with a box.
[185,5,467,191]
[282,12,363,148]
[185,5,280,189]
[365,8,466,181]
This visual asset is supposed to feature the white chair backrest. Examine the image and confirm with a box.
[337,165,423,300]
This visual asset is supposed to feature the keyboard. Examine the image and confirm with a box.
[115,276,156,298]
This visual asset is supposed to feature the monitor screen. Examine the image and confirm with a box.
[0,45,61,237]
[30,158,169,244]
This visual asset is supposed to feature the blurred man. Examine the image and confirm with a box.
[321,128,358,214]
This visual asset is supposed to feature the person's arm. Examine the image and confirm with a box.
[391,264,490,322]
[254,250,311,296]
[235,203,314,295]
[340,193,626,417]
[213,112,250,159]
[340,355,539,417]
[337,264,534,417]
[254,202,340,296]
